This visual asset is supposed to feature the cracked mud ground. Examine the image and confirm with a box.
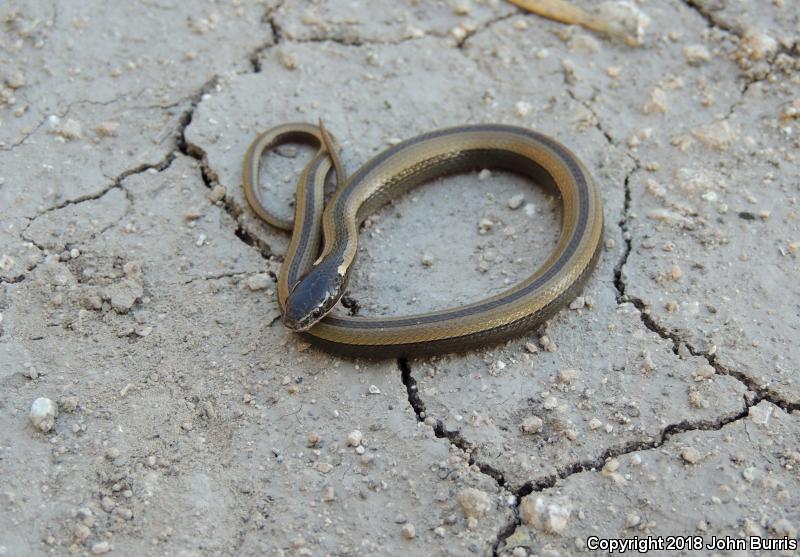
[1,0,798,556]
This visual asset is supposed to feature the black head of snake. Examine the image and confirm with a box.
[283,263,345,331]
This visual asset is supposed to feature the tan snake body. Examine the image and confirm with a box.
[243,123,603,358]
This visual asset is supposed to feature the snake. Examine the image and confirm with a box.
[242,122,603,358]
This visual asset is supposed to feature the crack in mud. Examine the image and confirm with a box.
[492,397,755,554]
[399,358,509,487]
[680,0,736,34]
[398,358,517,554]
[457,12,516,49]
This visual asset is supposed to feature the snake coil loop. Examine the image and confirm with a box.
[243,122,603,358]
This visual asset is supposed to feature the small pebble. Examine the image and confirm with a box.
[688,390,708,409]
[91,541,111,555]
[315,462,333,474]
[207,185,226,203]
[694,364,715,381]
[105,447,121,460]
[478,169,492,180]
[539,335,557,352]
[588,417,602,431]
[276,145,298,158]
[691,120,737,151]
[49,117,83,140]
[420,253,434,267]
[519,495,571,535]
[453,1,470,15]
[543,396,558,410]
[642,87,667,114]
[507,194,525,209]
[458,487,491,518]
[478,218,493,234]
[246,274,271,291]
[625,513,641,528]
[524,342,538,354]
[61,396,78,413]
[278,50,298,70]
[307,431,321,447]
[368,384,381,395]
[73,523,91,544]
[0,255,14,271]
[115,507,133,520]
[602,458,620,474]
[30,398,58,433]
[5,70,25,89]
[514,101,532,117]
[109,285,139,314]
[680,447,703,464]
[683,44,711,65]
[521,416,543,434]
[322,486,335,502]
[401,524,416,539]
[741,28,777,60]
[347,430,363,447]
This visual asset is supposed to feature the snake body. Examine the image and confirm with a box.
[243,123,603,358]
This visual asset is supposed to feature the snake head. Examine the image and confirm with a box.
[283,265,344,331]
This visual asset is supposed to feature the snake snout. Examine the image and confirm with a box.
[283,266,342,331]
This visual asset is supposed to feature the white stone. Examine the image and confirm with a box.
[519,495,571,535]
[457,487,491,518]
[507,194,525,209]
[521,416,544,434]
[246,274,271,291]
[347,430,363,447]
[30,398,58,432]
